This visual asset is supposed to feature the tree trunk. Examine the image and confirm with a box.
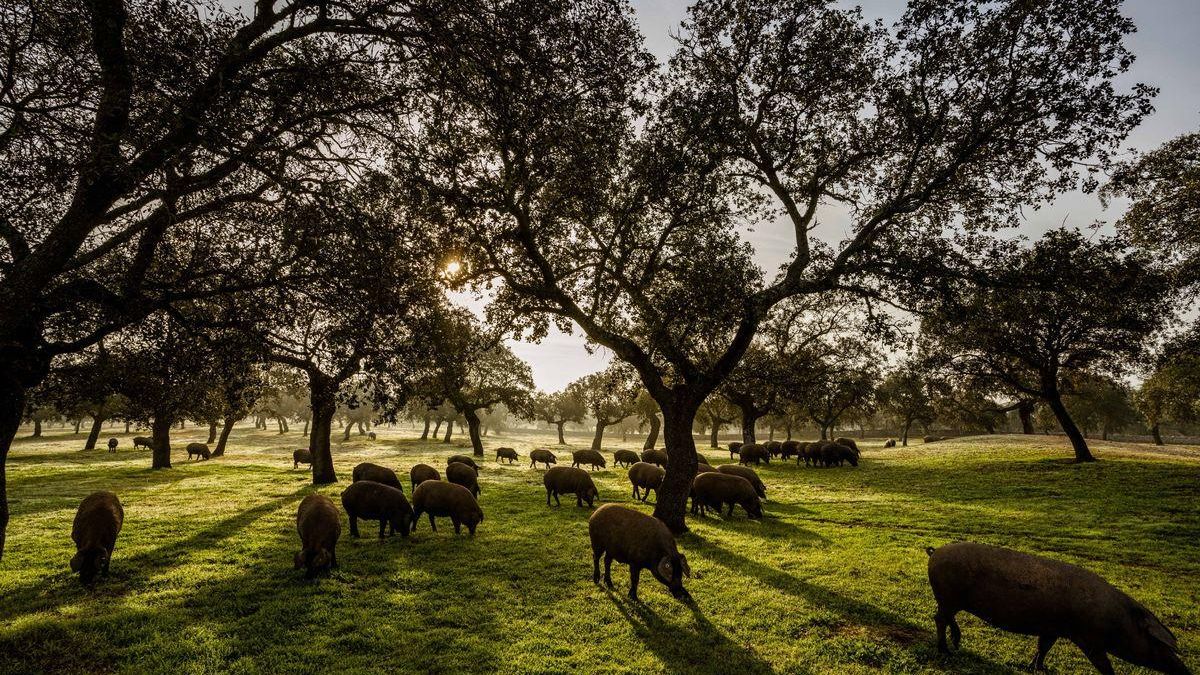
[0,383,29,561]
[1041,373,1094,462]
[591,422,606,451]
[785,421,793,440]
[357,421,366,435]
[820,425,828,440]
[151,414,173,469]
[768,424,774,441]
[709,423,719,448]
[32,419,41,437]
[342,421,353,441]
[302,419,309,437]
[739,406,761,445]
[1151,423,1164,446]
[73,418,82,434]
[556,421,566,445]
[443,418,453,443]
[432,419,442,438]
[643,414,660,450]
[464,408,485,457]
[213,416,236,457]
[207,421,218,444]
[308,374,338,484]
[124,420,131,433]
[653,404,701,534]
[420,415,430,440]
[84,414,106,450]
[902,419,911,446]
[1018,400,1035,434]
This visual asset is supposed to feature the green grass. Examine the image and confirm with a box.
[1,426,1198,674]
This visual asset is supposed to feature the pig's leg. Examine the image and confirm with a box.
[1029,635,1057,671]
[1079,646,1114,675]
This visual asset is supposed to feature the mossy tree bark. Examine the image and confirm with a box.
[654,403,702,534]
[307,374,338,484]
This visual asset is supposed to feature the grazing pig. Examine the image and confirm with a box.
[695,462,718,475]
[695,453,711,466]
[716,464,766,499]
[628,462,666,502]
[820,442,858,467]
[834,437,859,454]
[884,438,896,448]
[543,466,599,507]
[763,440,783,457]
[133,436,153,450]
[588,504,691,601]
[186,442,211,461]
[107,438,118,453]
[690,472,763,519]
[923,435,943,443]
[411,481,484,535]
[779,440,801,460]
[495,447,519,464]
[640,448,668,467]
[796,441,814,466]
[409,463,441,491]
[727,441,743,460]
[341,480,412,539]
[529,448,557,469]
[738,443,770,466]
[447,455,481,474]
[367,431,376,440]
[927,542,1191,675]
[572,449,607,471]
[295,493,340,578]
[353,462,404,492]
[447,461,481,498]
[293,448,313,469]
[71,491,124,585]
[613,449,640,468]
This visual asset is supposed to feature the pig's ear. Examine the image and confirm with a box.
[656,557,673,580]
[678,554,691,578]
[1139,610,1178,649]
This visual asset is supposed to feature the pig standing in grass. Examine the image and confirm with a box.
[447,461,481,498]
[71,491,123,585]
[529,448,557,469]
[186,442,210,461]
[496,447,519,464]
[295,493,340,578]
[411,481,484,535]
[613,449,640,468]
[640,448,668,467]
[293,448,313,469]
[133,436,153,450]
[107,438,118,453]
[572,449,607,471]
[340,481,412,539]
[927,542,1191,675]
[588,504,691,601]
[447,455,481,473]
[409,464,440,491]
[353,462,404,492]
[627,462,665,502]
[543,466,599,507]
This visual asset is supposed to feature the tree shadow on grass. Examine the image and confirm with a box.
[688,532,1016,675]
[607,589,783,674]
[0,487,309,621]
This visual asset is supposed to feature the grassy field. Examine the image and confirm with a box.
[1,426,1197,675]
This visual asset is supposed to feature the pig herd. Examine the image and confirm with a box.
[60,438,1192,675]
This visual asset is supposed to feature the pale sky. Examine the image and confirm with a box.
[505,0,1200,392]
